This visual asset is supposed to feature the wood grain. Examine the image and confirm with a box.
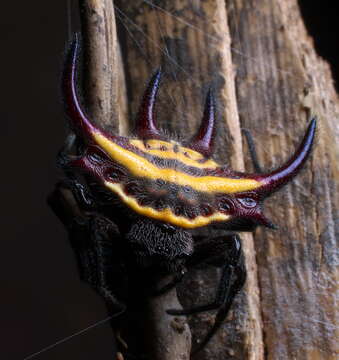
[227,0,338,359]
[79,0,127,132]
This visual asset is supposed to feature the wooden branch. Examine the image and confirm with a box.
[79,0,127,132]
[145,287,192,360]
[227,0,339,359]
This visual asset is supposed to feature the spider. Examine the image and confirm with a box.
[49,33,316,358]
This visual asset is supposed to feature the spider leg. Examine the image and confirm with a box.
[167,235,245,315]
[56,135,96,211]
[192,256,246,354]
[83,215,126,312]
[155,234,239,297]
[167,263,234,316]
[48,185,126,314]
[152,268,187,296]
[56,132,78,168]
[166,234,246,353]
[58,177,95,211]
[242,128,263,173]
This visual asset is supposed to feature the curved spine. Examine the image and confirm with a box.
[62,33,98,139]
[188,89,216,157]
[135,69,163,139]
[257,118,316,195]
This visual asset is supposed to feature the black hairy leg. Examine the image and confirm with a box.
[153,234,241,296]
[166,234,246,352]
[167,234,243,315]
[152,269,187,296]
[71,214,126,312]
[48,184,126,314]
[193,254,246,354]
[48,184,133,357]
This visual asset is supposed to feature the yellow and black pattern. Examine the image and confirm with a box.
[104,182,229,229]
[129,139,219,169]
[77,131,263,229]
[94,132,261,193]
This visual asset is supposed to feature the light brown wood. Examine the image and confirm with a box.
[227,0,339,359]
[79,0,127,132]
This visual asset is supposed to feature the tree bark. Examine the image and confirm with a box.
[75,0,338,359]
[227,1,338,359]
[79,0,128,133]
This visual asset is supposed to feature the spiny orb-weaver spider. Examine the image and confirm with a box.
[49,33,316,357]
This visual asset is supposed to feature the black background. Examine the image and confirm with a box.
[0,1,337,360]
[1,2,114,360]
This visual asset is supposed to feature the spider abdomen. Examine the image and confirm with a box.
[64,36,316,230]
[103,178,230,229]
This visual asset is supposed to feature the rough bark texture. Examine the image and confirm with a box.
[227,0,338,359]
[79,0,125,131]
[145,287,192,360]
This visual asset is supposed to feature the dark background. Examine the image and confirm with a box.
[0,1,337,360]
[1,2,114,360]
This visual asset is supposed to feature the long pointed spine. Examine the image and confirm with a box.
[189,89,216,157]
[257,118,316,195]
[135,69,163,139]
[63,33,97,138]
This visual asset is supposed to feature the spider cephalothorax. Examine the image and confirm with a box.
[63,35,316,231]
[50,33,316,356]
